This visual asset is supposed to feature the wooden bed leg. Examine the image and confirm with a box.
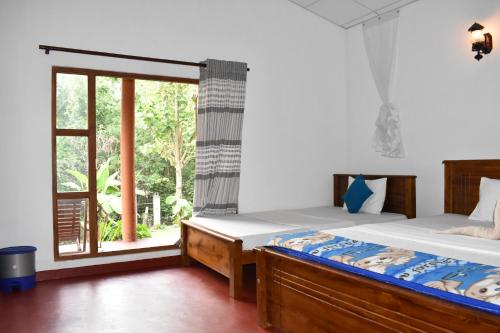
[180,221,191,266]
[256,248,272,329]
[229,240,243,299]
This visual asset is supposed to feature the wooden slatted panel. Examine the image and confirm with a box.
[333,174,417,218]
[444,160,500,215]
[56,199,86,244]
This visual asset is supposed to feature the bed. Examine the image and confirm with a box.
[256,160,500,332]
[181,174,416,299]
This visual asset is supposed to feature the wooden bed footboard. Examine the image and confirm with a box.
[256,247,500,333]
[181,220,255,299]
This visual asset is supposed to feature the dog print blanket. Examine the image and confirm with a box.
[268,231,500,315]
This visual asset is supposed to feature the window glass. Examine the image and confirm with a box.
[56,136,88,192]
[56,73,88,129]
[57,198,90,255]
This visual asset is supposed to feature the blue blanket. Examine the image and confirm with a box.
[268,231,500,316]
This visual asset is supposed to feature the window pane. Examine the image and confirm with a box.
[57,198,90,255]
[56,136,88,192]
[56,73,88,129]
[95,76,123,252]
[96,76,121,169]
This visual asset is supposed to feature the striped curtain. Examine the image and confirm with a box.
[193,59,248,216]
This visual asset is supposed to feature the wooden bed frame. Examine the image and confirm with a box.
[181,173,416,299]
[256,160,500,332]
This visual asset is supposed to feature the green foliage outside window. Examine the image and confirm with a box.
[57,74,197,241]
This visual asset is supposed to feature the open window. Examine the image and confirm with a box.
[52,67,198,260]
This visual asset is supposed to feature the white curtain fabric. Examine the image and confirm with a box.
[363,12,405,158]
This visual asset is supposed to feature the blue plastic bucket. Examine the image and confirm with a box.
[0,246,37,293]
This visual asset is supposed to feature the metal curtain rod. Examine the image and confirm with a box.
[38,45,250,71]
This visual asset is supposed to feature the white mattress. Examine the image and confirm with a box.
[190,206,407,250]
[324,214,500,266]
[190,215,306,250]
[262,206,406,228]
[190,214,301,238]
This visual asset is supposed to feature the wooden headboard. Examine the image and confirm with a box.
[333,174,416,219]
[444,159,500,215]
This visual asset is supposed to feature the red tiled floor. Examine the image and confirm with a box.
[0,264,267,333]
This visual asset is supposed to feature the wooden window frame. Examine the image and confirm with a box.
[52,66,198,261]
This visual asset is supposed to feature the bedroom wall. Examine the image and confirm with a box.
[345,0,500,216]
[0,0,347,270]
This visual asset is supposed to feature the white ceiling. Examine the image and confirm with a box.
[288,0,420,29]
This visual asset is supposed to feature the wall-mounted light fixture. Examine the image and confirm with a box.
[468,22,493,61]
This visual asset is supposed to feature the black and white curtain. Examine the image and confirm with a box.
[193,59,248,216]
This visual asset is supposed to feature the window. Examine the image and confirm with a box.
[52,67,198,260]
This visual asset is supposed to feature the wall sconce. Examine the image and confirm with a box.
[468,22,493,61]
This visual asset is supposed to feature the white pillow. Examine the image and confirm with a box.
[343,176,387,214]
[469,177,500,222]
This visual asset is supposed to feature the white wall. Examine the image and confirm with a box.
[346,0,500,217]
[0,0,347,270]
[6,0,493,272]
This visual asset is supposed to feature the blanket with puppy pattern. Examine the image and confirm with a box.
[267,230,500,315]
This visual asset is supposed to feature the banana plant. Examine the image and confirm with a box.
[65,159,148,243]
[165,195,192,224]
[64,159,122,216]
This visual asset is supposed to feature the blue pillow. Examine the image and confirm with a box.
[342,175,373,213]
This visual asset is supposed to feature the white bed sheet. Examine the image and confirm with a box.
[280,206,405,226]
[323,214,500,266]
[190,214,300,237]
[191,206,407,250]
[190,215,306,250]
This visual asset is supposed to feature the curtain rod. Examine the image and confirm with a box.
[38,45,250,71]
